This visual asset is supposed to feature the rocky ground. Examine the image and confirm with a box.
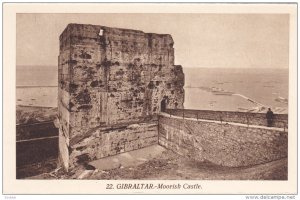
[29,148,287,180]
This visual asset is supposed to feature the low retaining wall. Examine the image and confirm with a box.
[60,122,159,169]
[16,121,59,178]
[158,115,288,167]
[165,109,288,128]
[16,121,58,141]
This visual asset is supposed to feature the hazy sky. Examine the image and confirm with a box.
[17,13,289,68]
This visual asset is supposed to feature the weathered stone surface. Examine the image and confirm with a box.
[68,122,158,169]
[158,116,288,167]
[58,24,184,170]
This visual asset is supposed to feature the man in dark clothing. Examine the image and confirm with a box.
[266,108,274,127]
[161,98,166,112]
[160,96,168,112]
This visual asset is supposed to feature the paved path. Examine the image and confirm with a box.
[89,145,166,171]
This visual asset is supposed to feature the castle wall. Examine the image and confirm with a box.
[165,109,288,128]
[158,115,288,167]
[58,24,184,170]
[69,122,158,169]
[57,23,287,171]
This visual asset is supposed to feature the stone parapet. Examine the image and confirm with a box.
[158,115,287,167]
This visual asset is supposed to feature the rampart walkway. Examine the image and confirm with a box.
[158,109,288,167]
[160,112,287,132]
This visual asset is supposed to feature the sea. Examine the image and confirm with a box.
[16,65,289,113]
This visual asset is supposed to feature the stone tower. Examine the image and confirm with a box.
[58,24,184,170]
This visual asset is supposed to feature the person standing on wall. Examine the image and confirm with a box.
[266,108,274,127]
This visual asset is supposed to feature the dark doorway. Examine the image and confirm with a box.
[161,98,167,112]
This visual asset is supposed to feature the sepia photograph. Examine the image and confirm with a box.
[3,2,298,195]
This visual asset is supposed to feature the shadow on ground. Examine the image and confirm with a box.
[28,145,287,180]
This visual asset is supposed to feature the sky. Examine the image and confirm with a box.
[16,13,289,69]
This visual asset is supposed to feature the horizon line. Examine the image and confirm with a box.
[16,65,289,69]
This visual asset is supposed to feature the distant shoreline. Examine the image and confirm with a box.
[17,105,57,109]
[16,85,58,88]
